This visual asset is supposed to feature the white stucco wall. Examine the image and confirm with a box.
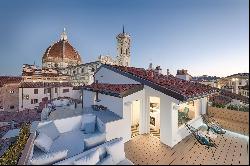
[95,67,139,84]
[144,86,180,147]
[82,90,123,117]
[176,75,190,81]
[82,90,95,108]
[19,88,46,110]
[123,89,145,137]
[96,93,123,117]
[131,100,140,126]
[105,119,129,142]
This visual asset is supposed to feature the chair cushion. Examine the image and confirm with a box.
[96,155,114,165]
[37,122,60,140]
[84,122,96,134]
[34,133,53,153]
[84,132,106,150]
[105,139,125,164]
[30,150,68,165]
[49,130,85,158]
[73,150,100,165]
[81,114,96,131]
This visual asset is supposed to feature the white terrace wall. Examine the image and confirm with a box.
[96,93,123,117]
[82,90,95,108]
[82,90,123,117]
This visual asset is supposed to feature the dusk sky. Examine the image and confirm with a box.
[0,0,248,77]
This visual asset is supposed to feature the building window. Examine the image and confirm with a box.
[44,89,47,94]
[10,105,14,109]
[55,88,58,93]
[81,68,84,73]
[120,48,122,54]
[31,99,38,104]
[34,89,38,94]
[9,90,14,94]
[63,89,69,93]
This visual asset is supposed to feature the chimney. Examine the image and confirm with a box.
[148,63,153,70]
[155,66,162,74]
[167,69,170,76]
[176,69,190,81]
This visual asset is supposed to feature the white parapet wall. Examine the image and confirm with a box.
[105,119,130,142]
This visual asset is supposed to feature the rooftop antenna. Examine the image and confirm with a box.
[122,25,125,34]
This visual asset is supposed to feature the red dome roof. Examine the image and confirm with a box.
[42,39,82,62]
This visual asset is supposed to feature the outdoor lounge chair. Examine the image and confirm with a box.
[184,123,217,148]
[201,115,226,134]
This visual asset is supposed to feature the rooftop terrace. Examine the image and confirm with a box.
[125,132,249,165]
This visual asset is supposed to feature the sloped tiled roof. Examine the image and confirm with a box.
[19,82,73,88]
[209,95,232,105]
[0,76,22,87]
[99,64,218,101]
[82,83,144,98]
[221,90,249,104]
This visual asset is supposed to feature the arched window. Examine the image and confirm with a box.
[120,48,122,54]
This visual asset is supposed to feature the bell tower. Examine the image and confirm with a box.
[116,25,131,66]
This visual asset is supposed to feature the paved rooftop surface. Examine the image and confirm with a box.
[125,131,249,165]
[2,128,20,139]
[48,105,122,123]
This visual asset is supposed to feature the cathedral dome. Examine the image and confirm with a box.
[42,28,82,69]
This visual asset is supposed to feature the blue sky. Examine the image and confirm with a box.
[0,0,248,77]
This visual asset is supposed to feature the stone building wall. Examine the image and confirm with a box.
[0,83,20,112]
[207,106,249,135]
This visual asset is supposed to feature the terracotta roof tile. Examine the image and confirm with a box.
[82,83,143,97]
[42,40,81,62]
[19,82,73,88]
[0,76,22,87]
[102,64,218,101]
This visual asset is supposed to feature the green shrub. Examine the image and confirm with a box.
[212,102,226,108]
[226,104,249,112]
[0,124,30,165]
[227,104,239,111]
